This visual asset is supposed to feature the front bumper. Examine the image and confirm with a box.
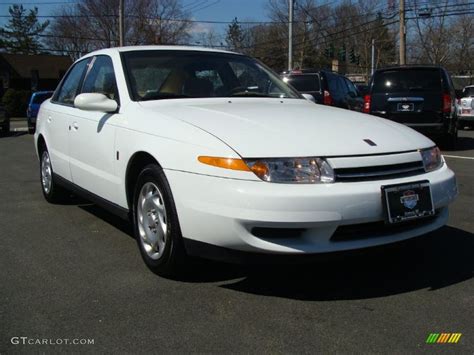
[166,163,457,257]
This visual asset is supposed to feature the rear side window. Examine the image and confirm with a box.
[344,78,358,97]
[326,73,343,98]
[286,74,320,92]
[373,69,442,93]
[462,87,474,97]
[54,59,89,105]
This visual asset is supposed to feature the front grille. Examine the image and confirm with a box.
[251,227,306,239]
[334,161,425,182]
[331,214,437,242]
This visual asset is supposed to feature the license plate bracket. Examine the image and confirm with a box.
[382,180,435,224]
[397,102,414,112]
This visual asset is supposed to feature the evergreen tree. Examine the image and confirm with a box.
[226,18,245,52]
[0,5,49,54]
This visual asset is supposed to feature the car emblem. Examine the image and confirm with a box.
[363,139,377,146]
[400,190,419,209]
[401,104,410,110]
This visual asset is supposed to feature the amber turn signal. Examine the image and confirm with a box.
[198,156,251,171]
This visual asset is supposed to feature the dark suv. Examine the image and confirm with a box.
[364,66,458,148]
[0,84,8,134]
[282,69,363,111]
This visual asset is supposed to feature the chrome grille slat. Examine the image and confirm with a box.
[334,161,425,182]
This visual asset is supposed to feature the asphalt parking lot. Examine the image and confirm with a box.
[1,124,473,353]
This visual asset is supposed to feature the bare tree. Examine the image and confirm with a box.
[46,0,192,59]
[410,0,473,71]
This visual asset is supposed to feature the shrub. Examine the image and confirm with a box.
[1,89,31,117]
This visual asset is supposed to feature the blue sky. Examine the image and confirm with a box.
[0,0,270,27]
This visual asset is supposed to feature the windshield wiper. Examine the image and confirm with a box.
[408,86,425,91]
[139,93,190,101]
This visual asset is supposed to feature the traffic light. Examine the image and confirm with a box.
[339,45,346,62]
[324,47,330,58]
[324,44,335,59]
[349,48,356,63]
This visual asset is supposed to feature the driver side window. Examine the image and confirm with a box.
[54,59,89,105]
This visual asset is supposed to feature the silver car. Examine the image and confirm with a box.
[459,85,474,128]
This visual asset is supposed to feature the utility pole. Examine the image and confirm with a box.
[288,0,294,71]
[371,39,375,75]
[399,0,406,65]
[119,0,125,47]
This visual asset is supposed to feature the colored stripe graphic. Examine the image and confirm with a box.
[426,333,462,344]
[438,333,450,343]
[448,334,462,343]
[426,333,439,343]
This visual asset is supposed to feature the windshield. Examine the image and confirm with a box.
[121,50,301,101]
[284,74,320,92]
[373,68,442,93]
[463,87,474,97]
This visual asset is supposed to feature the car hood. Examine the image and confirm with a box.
[139,98,434,157]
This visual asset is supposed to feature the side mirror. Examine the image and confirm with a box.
[74,93,118,113]
[302,93,316,103]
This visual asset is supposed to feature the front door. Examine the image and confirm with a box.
[68,55,121,204]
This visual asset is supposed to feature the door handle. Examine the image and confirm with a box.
[72,122,79,131]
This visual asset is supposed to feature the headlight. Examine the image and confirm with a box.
[420,146,443,172]
[245,157,334,183]
[197,155,334,183]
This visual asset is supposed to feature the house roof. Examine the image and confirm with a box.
[0,53,72,79]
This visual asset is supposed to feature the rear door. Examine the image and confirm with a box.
[370,68,444,125]
[47,58,90,181]
[325,72,345,107]
[285,74,322,103]
[343,77,363,111]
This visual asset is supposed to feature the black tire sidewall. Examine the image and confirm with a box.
[132,164,185,274]
[40,149,65,203]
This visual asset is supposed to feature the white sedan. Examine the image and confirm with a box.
[34,46,457,275]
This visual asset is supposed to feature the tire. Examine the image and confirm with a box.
[133,164,187,276]
[39,149,69,203]
[1,120,9,135]
[440,121,458,150]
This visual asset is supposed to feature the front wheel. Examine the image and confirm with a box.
[133,164,187,276]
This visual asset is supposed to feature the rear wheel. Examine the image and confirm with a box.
[133,164,187,276]
[440,121,458,150]
[40,149,69,203]
[1,120,9,135]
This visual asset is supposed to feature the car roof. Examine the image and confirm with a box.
[32,91,54,95]
[375,65,444,73]
[79,45,241,61]
[282,69,337,75]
